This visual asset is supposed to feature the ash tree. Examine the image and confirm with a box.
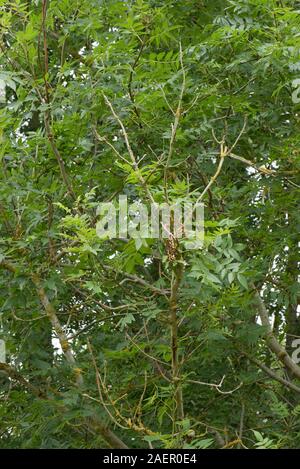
[0,0,300,449]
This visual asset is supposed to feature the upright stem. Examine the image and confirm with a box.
[169,262,184,422]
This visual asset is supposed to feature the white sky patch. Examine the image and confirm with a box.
[52,337,63,356]
[246,166,256,175]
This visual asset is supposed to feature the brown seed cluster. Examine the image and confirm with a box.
[166,236,178,263]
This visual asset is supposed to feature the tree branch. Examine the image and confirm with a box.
[242,352,300,394]
[252,286,300,381]
[0,362,45,398]
[0,259,127,448]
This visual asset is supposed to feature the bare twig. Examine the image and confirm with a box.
[229,152,276,175]
[126,333,171,369]
[163,42,186,202]
[103,264,170,296]
[187,375,243,395]
[93,129,131,164]
[242,350,300,394]
[195,140,227,204]
[195,119,247,204]
[128,40,145,127]
[103,94,154,203]
[227,117,247,154]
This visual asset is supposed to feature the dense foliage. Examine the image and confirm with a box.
[0,0,300,449]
